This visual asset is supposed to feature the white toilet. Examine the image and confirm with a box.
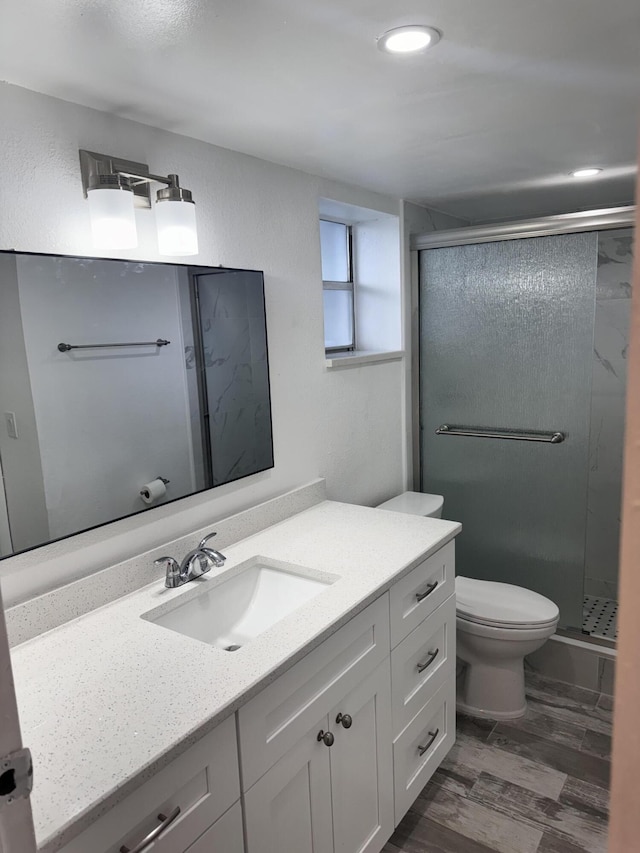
[377,491,560,720]
[455,577,559,719]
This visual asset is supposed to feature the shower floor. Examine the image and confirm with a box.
[583,595,618,640]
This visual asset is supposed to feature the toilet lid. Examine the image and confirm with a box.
[377,492,444,517]
[456,576,559,627]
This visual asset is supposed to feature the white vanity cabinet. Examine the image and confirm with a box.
[388,542,457,826]
[326,661,394,853]
[243,710,333,853]
[55,538,457,853]
[58,715,242,853]
[243,661,393,853]
[240,539,456,853]
[184,802,245,853]
[239,595,393,853]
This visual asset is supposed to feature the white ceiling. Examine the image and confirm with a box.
[1,0,639,222]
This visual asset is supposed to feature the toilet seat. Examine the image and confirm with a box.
[456,576,559,630]
[457,611,559,631]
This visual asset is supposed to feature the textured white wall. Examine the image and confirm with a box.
[0,83,408,604]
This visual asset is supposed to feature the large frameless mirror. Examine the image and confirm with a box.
[0,251,274,558]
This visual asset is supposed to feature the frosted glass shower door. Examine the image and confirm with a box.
[419,233,598,628]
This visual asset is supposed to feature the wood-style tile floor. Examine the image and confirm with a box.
[384,673,612,853]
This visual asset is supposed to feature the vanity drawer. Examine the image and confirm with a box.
[389,541,454,648]
[238,593,390,790]
[393,680,456,825]
[391,594,456,737]
[60,715,240,853]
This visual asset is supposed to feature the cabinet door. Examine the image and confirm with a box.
[244,715,334,853]
[239,595,390,790]
[186,802,244,853]
[329,660,394,853]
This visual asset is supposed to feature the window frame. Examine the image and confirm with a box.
[320,219,355,354]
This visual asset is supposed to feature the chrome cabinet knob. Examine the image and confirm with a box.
[317,730,334,747]
[336,712,352,729]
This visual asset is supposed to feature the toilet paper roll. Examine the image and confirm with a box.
[140,478,167,504]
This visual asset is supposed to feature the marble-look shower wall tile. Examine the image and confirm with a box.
[203,273,249,318]
[595,229,634,300]
[195,271,274,486]
[204,317,252,365]
[206,361,254,417]
[246,273,267,318]
[210,406,259,484]
[591,300,631,395]
[255,403,275,471]
[250,315,268,362]
[584,578,618,600]
[584,228,633,601]
[251,359,271,402]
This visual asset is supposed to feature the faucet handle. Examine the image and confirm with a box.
[198,532,218,549]
[198,531,226,568]
[155,556,181,588]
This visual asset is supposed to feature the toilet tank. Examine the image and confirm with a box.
[376,491,444,518]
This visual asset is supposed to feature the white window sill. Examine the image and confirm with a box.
[325,350,405,369]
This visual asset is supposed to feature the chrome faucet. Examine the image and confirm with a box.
[154,532,227,589]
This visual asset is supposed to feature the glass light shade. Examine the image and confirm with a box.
[156,200,198,256]
[87,186,138,250]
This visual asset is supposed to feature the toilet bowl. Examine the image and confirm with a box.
[456,577,559,719]
[376,491,560,720]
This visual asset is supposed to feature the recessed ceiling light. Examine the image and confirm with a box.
[571,168,603,179]
[377,25,441,55]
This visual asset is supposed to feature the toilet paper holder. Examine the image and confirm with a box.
[139,477,170,503]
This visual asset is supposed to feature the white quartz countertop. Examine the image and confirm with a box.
[10,500,460,851]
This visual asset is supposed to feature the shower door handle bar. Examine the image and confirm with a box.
[58,339,170,352]
[435,425,565,444]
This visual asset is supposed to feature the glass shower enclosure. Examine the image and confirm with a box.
[417,217,634,640]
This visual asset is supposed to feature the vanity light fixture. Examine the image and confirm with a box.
[86,173,137,251]
[155,175,198,256]
[377,25,441,54]
[79,150,199,256]
[571,167,603,179]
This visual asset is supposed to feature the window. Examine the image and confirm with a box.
[320,219,354,352]
[318,199,402,366]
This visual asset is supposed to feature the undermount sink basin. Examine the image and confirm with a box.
[142,559,336,651]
